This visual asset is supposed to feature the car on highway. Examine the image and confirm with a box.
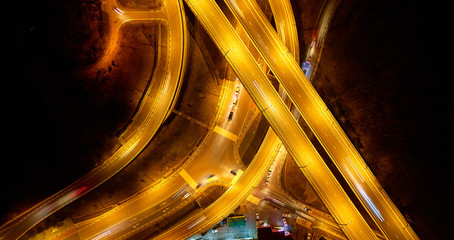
[197,175,219,188]
[228,111,234,121]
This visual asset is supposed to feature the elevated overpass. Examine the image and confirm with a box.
[224,0,419,239]
[163,0,378,239]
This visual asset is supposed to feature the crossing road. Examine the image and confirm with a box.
[180,0,378,239]
[0,0,187,239]
[224,0,419,239]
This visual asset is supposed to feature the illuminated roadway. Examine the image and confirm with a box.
[56,1,352,239]
[254,145,349,240]
[37,38,259,238]
[302,0,338,80]
[165,0,378,239]
[154,130,282,239]
[225,0,419,239]
[0,0,187,239]
[0,0,418,239]
[250,0,347,238]
[1,1,268,238]
[52,62,260,240]
[268,0,299,63]
[153,24,284,240]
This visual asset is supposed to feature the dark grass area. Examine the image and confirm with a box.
[313,0,452,238]
[0,0,147,221]
[0,0,129,223]
[11,12,225,233]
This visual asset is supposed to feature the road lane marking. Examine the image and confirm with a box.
[246,194,261,205]
[179,170,198,189]
[213,125,239,142]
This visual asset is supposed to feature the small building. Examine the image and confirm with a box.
[227,216,247,228]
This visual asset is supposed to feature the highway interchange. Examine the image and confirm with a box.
[0,0,419,239]
[223,0,419,239]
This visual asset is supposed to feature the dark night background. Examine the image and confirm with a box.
[0,0,452,239]
[1,0,120,220]
[308,0,453,238]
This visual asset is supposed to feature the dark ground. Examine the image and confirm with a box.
[0,0,120,222]
[310,0,452,239]
[1,0,452,239]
